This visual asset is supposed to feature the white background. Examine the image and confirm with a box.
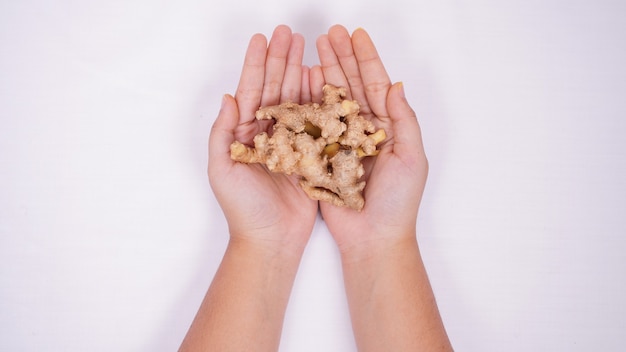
[1,0,625,351]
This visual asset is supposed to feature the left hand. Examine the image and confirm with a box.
[208,25,318,253]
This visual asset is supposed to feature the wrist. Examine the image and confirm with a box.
[228,231,308,262]
[338,232,419,265]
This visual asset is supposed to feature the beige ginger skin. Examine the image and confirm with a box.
[230,84,386,211]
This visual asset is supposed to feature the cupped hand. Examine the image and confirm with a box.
[208,25,318,252]
[311,25,429,253]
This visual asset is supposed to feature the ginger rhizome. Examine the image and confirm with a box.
[229,84,386,211]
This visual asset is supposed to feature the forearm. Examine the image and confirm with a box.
[179,237,304,352]
[340,235,452,351]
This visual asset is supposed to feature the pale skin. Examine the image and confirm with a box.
[179,24,452,351]
[313,25,452,351]
[179,25,317,352]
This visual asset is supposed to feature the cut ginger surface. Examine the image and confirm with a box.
[230,84,386,211]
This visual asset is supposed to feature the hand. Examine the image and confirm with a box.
[311,25,429,255]
[208,25,318,253]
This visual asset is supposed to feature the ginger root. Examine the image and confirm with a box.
[229,84,386,211]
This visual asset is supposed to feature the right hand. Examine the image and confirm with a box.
[311,25,430,256]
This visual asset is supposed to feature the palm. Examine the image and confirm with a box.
[313,25,428,249]
[320,119,426,248]
[208,25,318,248]
[213,159,317,244]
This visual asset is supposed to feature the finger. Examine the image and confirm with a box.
[308,65,325,103]
[386,82,425,159]
[327,25,369,111]
[316,33,350,98]
[235,33,268,124]
[262,25,293,107]
[300,65,311,103]
[352,28,392,118]
[208,94,239,178]
[280,33,305,103]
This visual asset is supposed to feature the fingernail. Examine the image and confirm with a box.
[353,27,365,35]
[221,94,228,109]
[398,82,405,98]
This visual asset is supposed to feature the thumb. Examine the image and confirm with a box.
[386,82,426,158]
[208,94,239,176]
